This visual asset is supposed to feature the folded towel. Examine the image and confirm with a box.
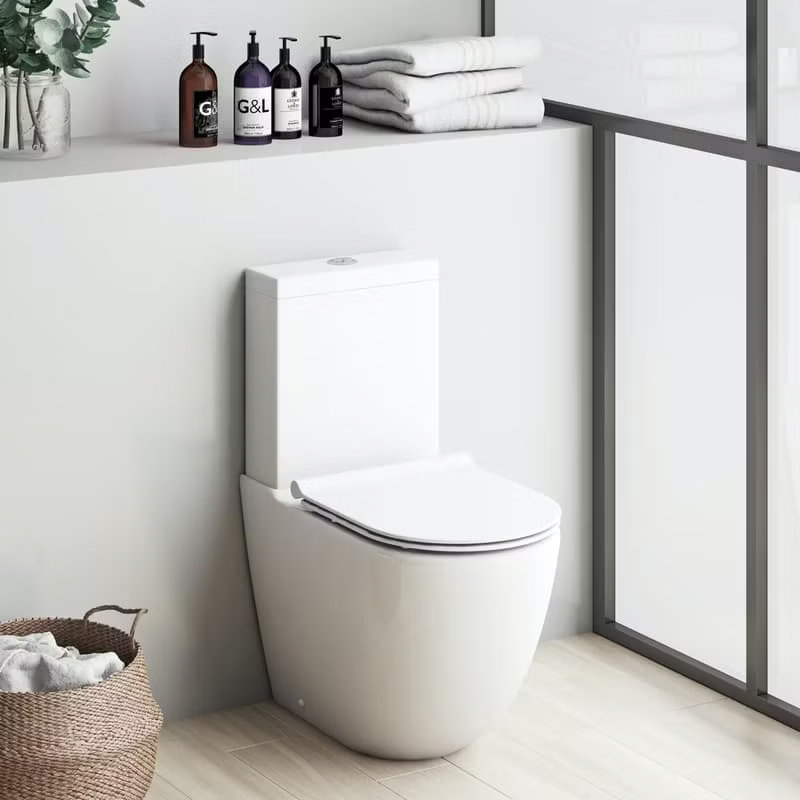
[338,35,541,79]
[343,89,545,134]
[344,68,523,116]
[0,631,124,693]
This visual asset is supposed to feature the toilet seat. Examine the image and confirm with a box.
[290,453,561,553]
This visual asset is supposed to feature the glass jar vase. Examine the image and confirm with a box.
[0,71,71,160]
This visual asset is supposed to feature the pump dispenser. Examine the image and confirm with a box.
[309,35,343,137]
[233,30,272,146]
[179,32,218,148]
[272,37,302,139]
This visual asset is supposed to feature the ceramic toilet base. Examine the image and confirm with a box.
[241,475,560,760]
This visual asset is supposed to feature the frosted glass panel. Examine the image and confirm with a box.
[769,168,800,707]
[770,2,800,149]
[497,0,746,138]
[615,136,747,679]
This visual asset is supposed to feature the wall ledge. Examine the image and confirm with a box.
[0,118,585,185]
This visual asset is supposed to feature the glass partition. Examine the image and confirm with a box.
[615,135,747,679]
[768,167,800,706]
[497,0,746,137]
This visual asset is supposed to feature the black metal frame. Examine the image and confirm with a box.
[481,0,800,731]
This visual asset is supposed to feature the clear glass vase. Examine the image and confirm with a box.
[0,71,71,160]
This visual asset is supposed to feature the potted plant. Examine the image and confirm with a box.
[0,0,144,159]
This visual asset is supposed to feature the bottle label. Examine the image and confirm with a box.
[193,90,218,139]
[235,87,272,137]
[318,86,343,131]
[274,87,302,133]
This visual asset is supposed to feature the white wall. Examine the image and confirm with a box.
[0,123,592,719]
[51,0,478,138]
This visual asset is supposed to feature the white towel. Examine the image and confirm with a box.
[0,631,125,693]
[343,89,545,134]
[344,68,523,116]
[338,36,541,79]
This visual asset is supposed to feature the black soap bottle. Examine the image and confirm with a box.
[272,37,302,139]
[309,35,343,137]
[234,31,272,146]
[179,32,218,148]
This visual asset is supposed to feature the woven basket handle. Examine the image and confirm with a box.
[83,605,149,640]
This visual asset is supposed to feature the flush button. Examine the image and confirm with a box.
[327,257,358,266]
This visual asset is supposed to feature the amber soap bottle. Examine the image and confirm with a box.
[180,32,218,148]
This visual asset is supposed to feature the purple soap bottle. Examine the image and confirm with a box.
[234,31,272,145]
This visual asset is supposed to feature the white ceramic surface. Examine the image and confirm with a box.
[292,452,561,550]
[242,250,561,756]
[241,476,560,759]
[245,252,439,489]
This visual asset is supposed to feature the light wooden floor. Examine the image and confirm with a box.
[146,634,800,800]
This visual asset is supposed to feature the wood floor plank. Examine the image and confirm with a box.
[164,702,286,752]
[604,697,800,800]
[499,691,727,800]
[235,734,399,800]
[155,727,295,800]
[150,634,800,800]
[259,701,445,780]
[144,775,191,800]
[382,763,508,800]
[516,641,720,737]
[447,731,616,800]
[550,634,721,707]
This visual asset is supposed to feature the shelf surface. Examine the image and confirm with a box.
[0,117,584,185]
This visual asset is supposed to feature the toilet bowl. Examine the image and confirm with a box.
[241,251,561,759]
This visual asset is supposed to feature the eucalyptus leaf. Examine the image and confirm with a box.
[33,17,62,51]
[1,0,142,77]
[48,8,70,28]
[50,45,88,75]
[93,7,118,21]
[60,27,80,51]
[19,50,49,70]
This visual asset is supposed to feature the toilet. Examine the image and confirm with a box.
[240,251,561,760]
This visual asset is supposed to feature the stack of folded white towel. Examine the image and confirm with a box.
[337,35,545,133]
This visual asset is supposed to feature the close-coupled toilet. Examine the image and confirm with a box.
[240,251,561,759]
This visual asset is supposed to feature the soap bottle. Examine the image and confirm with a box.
[309,35,343,138]
[234,30,272,146]
[179,32,218,148]
[272,37,302,140]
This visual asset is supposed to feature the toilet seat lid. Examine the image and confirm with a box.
[290,453,561,551]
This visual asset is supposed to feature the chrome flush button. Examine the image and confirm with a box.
[326,257,358,266]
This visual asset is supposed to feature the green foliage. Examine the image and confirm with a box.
[0,0,144,78]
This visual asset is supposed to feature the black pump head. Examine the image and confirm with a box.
[247,30,259,58]
[190,31,217,60]
[319,34,341,61]
[279,36,298,62]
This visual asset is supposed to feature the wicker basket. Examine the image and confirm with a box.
[0,605,164,800]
